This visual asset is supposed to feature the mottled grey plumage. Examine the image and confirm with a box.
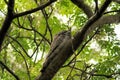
[41,30,71,72]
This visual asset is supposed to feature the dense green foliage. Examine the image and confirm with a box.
[0,0,120,80]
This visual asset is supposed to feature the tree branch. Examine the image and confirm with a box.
[113,0,120,4]
[7,35,31,58]
[73,0,112,50]
[10,44,31,80]
[0,61,20,80]
[88,13,120,33]
[13,0,57,18]
[0,0,15,51]
[71,0,93,18]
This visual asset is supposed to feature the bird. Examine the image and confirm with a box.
[41,30,71,72]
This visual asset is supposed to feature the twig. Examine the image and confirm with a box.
[65,27,100,66]
[104,10,120,14]
[11,43,31,80]
[6,35,31,58]
[0,61,20,80]
[66,58,76,80]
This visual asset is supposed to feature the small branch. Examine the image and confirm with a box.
[13,0,57,18]
[65,27,100,66]
[27,14,50,58]
[32,28,51,45]
[42,9,53,43]
[7,35,31,58]
[90,71,120,78]
[0,40,13,52]
[4,0,8,4]
[34,0,53,43]
[19,17,51,45]
[11,43,31,80]
[0,61,20,80]
[14,17,51,45]
[69,66,120,79]
[66,58,76,80]
[113,0,120,4]
[104,10,120,14]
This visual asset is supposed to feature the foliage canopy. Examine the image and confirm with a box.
[0,0,120,80]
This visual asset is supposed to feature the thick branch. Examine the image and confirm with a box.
[71,0,93,18]
[99,14,120,24]
[73,0,112,50]
[0,0,14,50]
[87,13,120,34]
